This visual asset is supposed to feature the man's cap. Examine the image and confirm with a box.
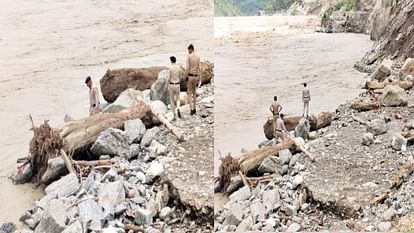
[85,76,91,84]
[170,56,176,63]
[188,44,194,50]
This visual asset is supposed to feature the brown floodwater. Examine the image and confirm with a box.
[0,0,213,227]
[213,16,373,177]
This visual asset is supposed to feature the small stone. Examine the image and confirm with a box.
[159,207,173,220]
[308,131,318,140]
[223,203,243,226]
[377,222,392,231]
[287,223,301,232]
[258,156,282,174]
[147,140,167,158]
[292,175,304,189]
[64,114,74,122]
[229,186,251,202]
[263,189,280,212]
[146,162,164,182]
[382,207,395,221]
[135,208,153,225]
[140,127,161,147]
[280,165,289,175]
[391,134,408,151]
[289,154,300,168]
[79,199,104,222]
[367,119,387,135]
[250,200,265,221]
[62,220,83,233]
[115,203,127,216]
[236,216,253,232]
[124,119,146,143]
[362,133,374,146]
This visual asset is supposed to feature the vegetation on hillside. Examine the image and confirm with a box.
[214,0,242,16]
[215,0,296,16]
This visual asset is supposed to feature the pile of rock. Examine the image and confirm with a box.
[16,70,214,233]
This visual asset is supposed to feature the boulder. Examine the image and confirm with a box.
[229,186,251,203]
[91,128,131,158]
[146,162,164,182]
[391,134,407,151]
[45,173,79,198]
[278,149,292,165]
[100,67,167,103]
[382,85,408,107]
[362,132,374,146]
[124,119,146,143]
[400,58,414,78]
[225,176,243,194]
[41,157,66,184]
[258,156,282,174]
[367,119,387,135]
[140,127,160,147]
[35,199,67,233]
[150,70,170,105]
[294,118,310,140]
[102,88,144,113]
[151,100,167,124]
[223,203,243,226]
[370,59,392,81]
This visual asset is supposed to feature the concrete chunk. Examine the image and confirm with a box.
[45,173,79,198]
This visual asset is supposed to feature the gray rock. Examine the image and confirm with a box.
[11,163,32,184]
[278,149,292,165]
[45,173,79,198]
[128,144,141,160]
[292,175,304,189]
[287,223,301,232]
[103,88,143,113]
[367,119,388,135]
[382,85,408,107]
[223,203,243,226]
[135,208,153,225]
[308,131,319,140]
[235,216,253,232]
[41,157,66,184]
[294,137,306,148]
[35,199,67,233]
[258,139,274,148]
[382,207,395,221]
[289,154,300,168]
[146,162,164,182]
[147,140,167,158]
[229,186,251,202]
[285,204,297,216]
[150,70,170,105]
[263,189,280,212]
[64,114,74,123]
[62,220,83,233]
[98,181,125,217]
[91,128,131,158]
[377,222,392,231]
[225,176,243,194]
[294,118,310,140]
[151,100,168,124]
[391,134,407,151]
[140,127,161,147]
[250,200,266,221]
[159,207,173,220]
[280,165,289,175]
[362,133,374,146]
[124,119,146,143]
[258,156,282,174]
[78,199,104,222]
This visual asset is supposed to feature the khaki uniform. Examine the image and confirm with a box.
[302,88,310,117]
[275,117,287,144]
[185,53,201,111]
[89,87,100,116]
[169,64,182,118]
[270,101,282,138]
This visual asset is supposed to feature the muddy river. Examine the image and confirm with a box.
[0,0,213,227]
[214,16,373,176]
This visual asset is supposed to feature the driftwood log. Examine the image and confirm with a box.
[263,112,333,140]
[100,61,214,103]
[350,99,381,111]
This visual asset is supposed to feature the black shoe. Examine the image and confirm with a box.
[177,109,181,118]
[190,109,195,115]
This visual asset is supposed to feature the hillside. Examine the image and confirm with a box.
[214,0,242,16]
[214,0,296,16]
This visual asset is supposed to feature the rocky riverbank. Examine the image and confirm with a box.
[8,70,214,233]
[214,58,414,232]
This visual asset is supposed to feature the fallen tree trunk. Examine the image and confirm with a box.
[350,99,381,111]
[263,112,333,140]
[101,61,214,103]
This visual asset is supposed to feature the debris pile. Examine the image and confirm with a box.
[12,66,214,233]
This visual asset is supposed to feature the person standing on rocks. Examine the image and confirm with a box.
[270,96,283,140]
[275,113,287,145]
[185,44,201,115]
[302,83,311,118]
[168,56,182,120]
[85,76,100,116]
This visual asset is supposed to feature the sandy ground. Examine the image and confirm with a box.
[214,16,373,176]
[0,0,213,226]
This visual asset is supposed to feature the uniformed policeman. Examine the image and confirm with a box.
[302,83,311,118]
[275,113,287,145]
[270,96,283,140]
[185,44,201,115]
[85,76,100,116]
[168,56,182,120]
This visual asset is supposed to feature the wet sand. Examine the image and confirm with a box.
[0,0,212,226]
[214,16,373,175]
